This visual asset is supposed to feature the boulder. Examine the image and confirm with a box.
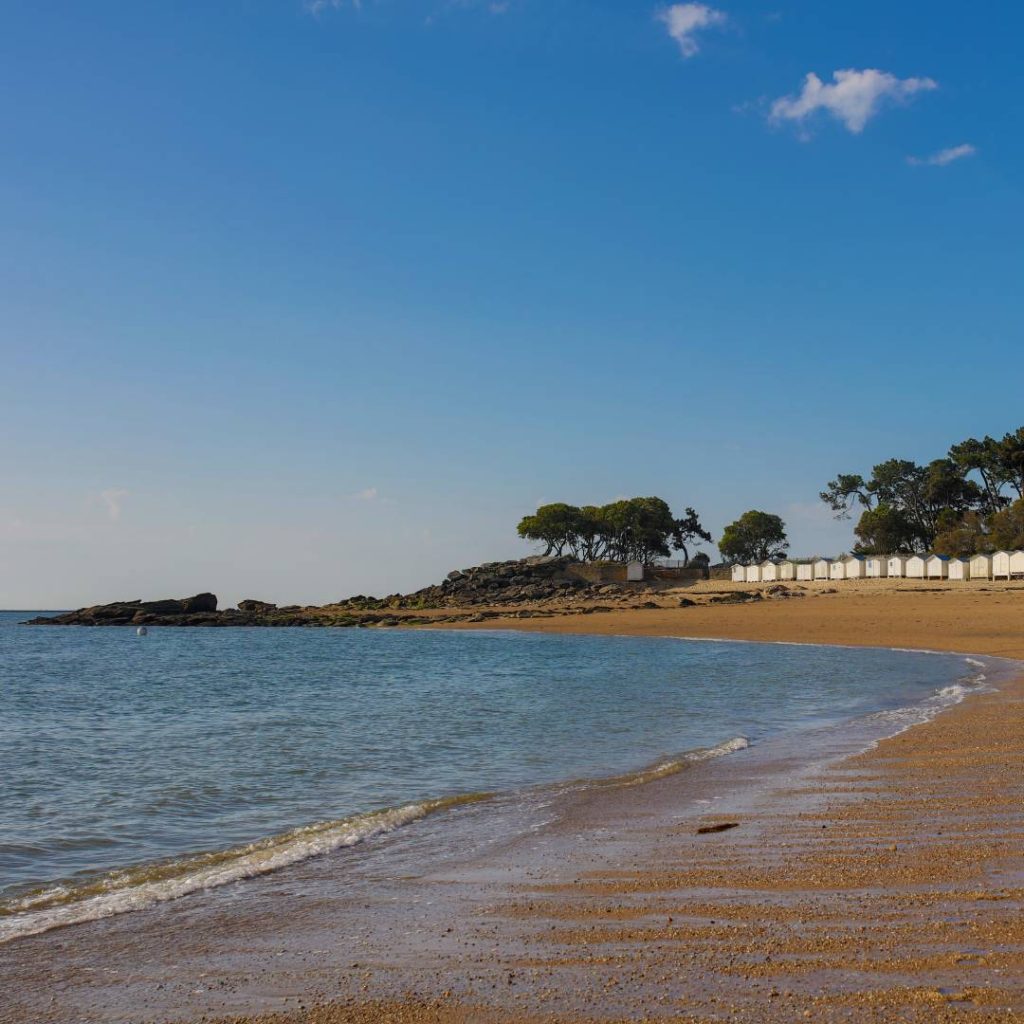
[180,593,217,613]
[238,599,277,614]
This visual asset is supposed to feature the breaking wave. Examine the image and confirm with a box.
[0,794,490,944]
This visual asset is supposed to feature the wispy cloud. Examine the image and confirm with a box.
[770,68,937,136]
[354,487,379,501]
[907,143,976,167]
[99,489,129,522]
[657,3,726,58]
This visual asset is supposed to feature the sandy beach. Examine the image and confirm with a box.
[3,587,1024,1024]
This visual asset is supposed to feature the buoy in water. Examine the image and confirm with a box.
[136,626,148,636]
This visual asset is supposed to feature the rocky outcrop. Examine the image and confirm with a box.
[26,557,675,628]
[27,594,221,627]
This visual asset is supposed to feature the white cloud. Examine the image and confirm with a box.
[354,487,379,501]
[907,143,976,167]
[657,3,726,58]
[770,68,937,135]
[99,489,129,522]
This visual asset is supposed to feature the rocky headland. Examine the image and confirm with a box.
[25,556,732,628]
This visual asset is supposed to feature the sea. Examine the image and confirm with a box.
[0,610,993,944]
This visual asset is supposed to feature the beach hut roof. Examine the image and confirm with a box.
[845,554,866,561]
[927,554,951,561]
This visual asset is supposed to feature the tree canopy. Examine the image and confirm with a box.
[820,427,1024,555]
[517,498,712,566]
[718,510,788,565]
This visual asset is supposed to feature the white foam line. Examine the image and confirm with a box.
[0,802,440,945]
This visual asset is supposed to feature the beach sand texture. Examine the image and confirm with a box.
[2,588,1023,1024]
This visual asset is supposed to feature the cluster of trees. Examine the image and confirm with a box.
[821,427,1024,555]
[516,498,712,566]
[717,510,788,564]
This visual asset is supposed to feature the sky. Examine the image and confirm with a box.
[2,0,1022,608]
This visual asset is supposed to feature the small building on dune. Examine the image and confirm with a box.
[948,557,971,581]
[745,563,763,583]
[795,561,814,582]
[992,550,1013,579]
[906,555,927,579]
[761,560,781,582]
[731,564,747,583]
[926,554,950,579]
[844,555,868,579]
[813,558,832,580]
[865,556,888,578]
[887,555,909,578]
[970,553,993,580]
[1012,551,1024,579]
[778,560,798,581]
[829,560,846,581]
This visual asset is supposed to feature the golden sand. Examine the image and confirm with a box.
[206,588,1024,1023]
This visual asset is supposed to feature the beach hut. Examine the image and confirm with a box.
[731,564,746,583]
[1012,551,1024,579]
[795,562,814,582]
[745,563,763,583]
[906,555,927,579]
[844,555,868,579]
[992,550,1012,579]
[969,553,993,580]
[778,560,798,581]
[887,555,909,578]
[812,558,832,580]
[948,557,971,581]
[829,559,846,581]
[761,560,781,582]
[925,554,950,579]
[865,556,888,578]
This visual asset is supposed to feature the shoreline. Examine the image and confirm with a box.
[3,591,1024,1022]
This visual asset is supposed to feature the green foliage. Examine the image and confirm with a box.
[931,511,989,558]
[852,503,915,554]
[718,510,788,565]
[822,426,1024,553]
[516,497,711,566]
[988,498,1024,551]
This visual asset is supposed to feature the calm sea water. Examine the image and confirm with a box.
[0,611,980,940]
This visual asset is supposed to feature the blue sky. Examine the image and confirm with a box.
[2,0,1021,607]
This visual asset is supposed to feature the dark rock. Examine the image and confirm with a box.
[238,599,277,613]
[697,822,740,835]
[181,593,217,613]
[139,599,185,615]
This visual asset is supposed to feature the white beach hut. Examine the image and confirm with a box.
[992,550,1012,579]
[865,556,888,578]
[969,553,993,580]
[948,557,971,581]
[745,563,763,583]
[925,554,950,579]
[887,555,909,578]
[731,564,747,583]
[795,561,814,582]
[778,560,798,581]
[829,559,846,581]
[1011,551,1024,579]
[761,560,781,582]
[813,558,832,580]
[906,555,927,579]
[844,555,868,579]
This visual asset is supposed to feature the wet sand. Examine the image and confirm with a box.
[3,589,1024,1023]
